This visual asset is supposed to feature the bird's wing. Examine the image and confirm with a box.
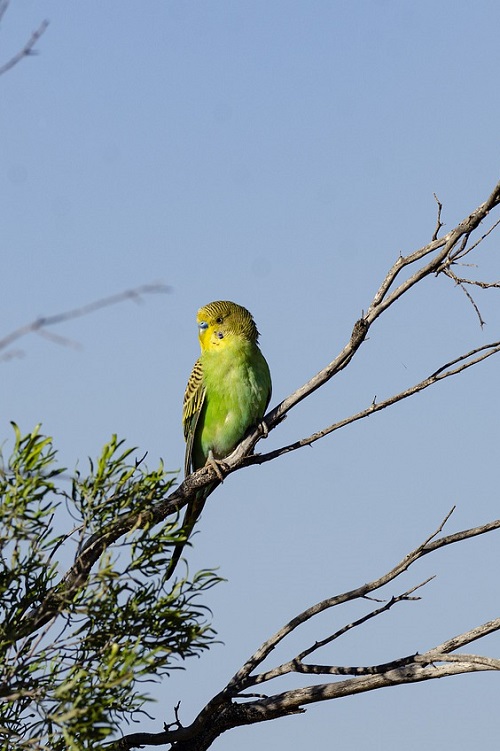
[166,359,209,581]
[182,357,206,476]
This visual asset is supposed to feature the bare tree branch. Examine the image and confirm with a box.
[0,0,9,25]
[224,508,495,693]
[431,192,444,241]
[14,181,500,643]
[245,340,500,464]
[0,3,49,77]
[224,180,500,470]
[101,178,500,497]
[0,283,171,359]
[246,578,434,685]
[106,512,500,750]
[366,179,500,317]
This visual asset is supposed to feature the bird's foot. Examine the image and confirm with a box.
[257,419,269,438]
[207,451,226,482]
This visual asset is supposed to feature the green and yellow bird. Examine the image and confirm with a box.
[166,300,272,580]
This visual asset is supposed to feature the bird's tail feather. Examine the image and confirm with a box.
[165,484,216,580]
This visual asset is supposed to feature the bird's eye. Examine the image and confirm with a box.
[215,317,223,324]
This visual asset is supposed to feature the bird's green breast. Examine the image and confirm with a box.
[193,338,271,468]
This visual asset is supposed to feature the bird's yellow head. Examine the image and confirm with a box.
[197,301,259,352]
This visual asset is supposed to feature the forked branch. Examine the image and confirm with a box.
[230,178,500,464]
[0,283,170,359]
[0,1,49,77]
[108,511,500,750]
[15,181,500,641]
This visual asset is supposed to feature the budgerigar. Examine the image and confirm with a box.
[166,300,272,579]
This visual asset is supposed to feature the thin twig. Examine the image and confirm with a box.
[0,1,10,25]
[246,341,500,466]
[443,266,500,290]
[0,283,171,354]
[222,181,500,472]
[224,511,499,696]
[0,18,49,76]
[432,193,444,241]
[251,578,434,686]
[107,518,500,751]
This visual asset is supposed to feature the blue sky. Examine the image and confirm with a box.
[2,1,500,748]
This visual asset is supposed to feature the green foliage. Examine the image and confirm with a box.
[0,426,221,750]
[0,423,63,627]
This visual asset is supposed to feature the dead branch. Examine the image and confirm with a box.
[15,181,500,641]
[431,193,444,241]
[226,178,500,466]
[106,512,500,750]
[0,2,49,77]
[0,283,171,358]
[244,339,500,465]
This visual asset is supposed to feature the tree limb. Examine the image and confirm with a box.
[0,3,49,77]
[15,180,500,641]
[228,179,500,465]
[107,512,500,750]
[244,340,500,464]
[0,283,171,358]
